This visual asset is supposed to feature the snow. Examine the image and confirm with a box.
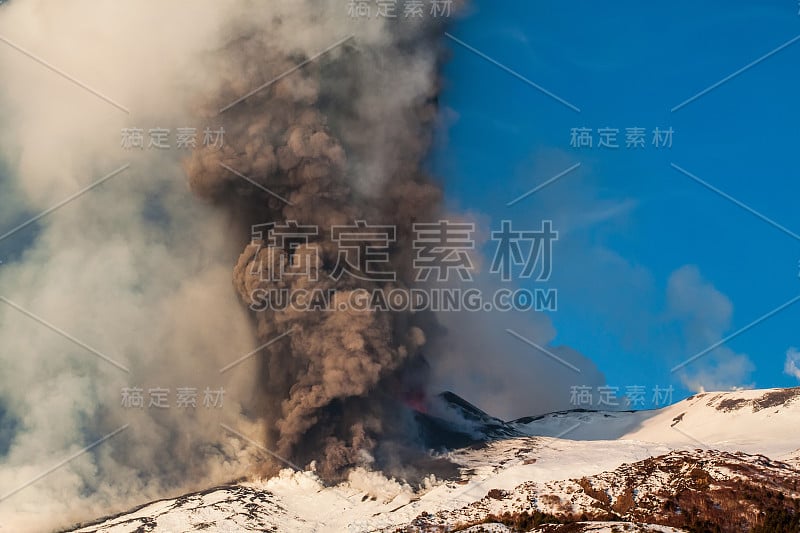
[459,524,512,533]
[456,523,687,533]
[623,389,800,458]
[67,387,800,533]
[516,387,800,458]
[530,523,687,532]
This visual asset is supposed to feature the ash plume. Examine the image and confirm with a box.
[184,6,461,481]
[0,1,606,531]
[0,1,465,529]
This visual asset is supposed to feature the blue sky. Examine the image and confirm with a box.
[433,0,800,403]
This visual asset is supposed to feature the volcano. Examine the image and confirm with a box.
[415,391,525,450]
[64,387,800,532]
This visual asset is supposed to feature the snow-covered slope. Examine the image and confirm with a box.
[442,520,691,532]
[65,388,800,533]
[418,447,800,530]
[513,387,800,459]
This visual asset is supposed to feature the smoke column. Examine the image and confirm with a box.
[184,4,462,480]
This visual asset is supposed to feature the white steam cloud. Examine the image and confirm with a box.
[0,1,454,530]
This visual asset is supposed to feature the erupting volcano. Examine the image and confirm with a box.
[182,6,463,481]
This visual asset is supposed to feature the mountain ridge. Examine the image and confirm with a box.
[64,386,800,533]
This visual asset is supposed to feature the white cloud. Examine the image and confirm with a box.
[784,347,800,381]
[667,265,754,392]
